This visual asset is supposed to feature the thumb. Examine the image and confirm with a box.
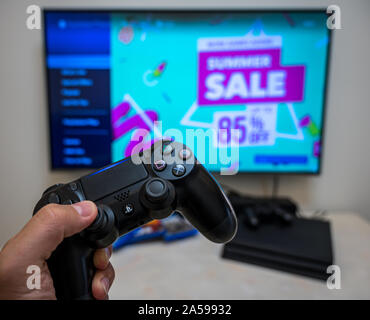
[10,201,98,261]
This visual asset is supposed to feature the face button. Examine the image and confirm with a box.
[161,137,174,144]
[172,164,186,177]
[153,159,167,171]
[163,144,174,155]
[145,178,169,203]
[62,199,73,205]
[179,148,192,160]
[48,192,60,204]
[123,203,134,215]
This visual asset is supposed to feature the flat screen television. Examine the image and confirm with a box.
[44,9,331,173]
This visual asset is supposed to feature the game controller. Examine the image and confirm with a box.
[228,191,297,229]
[33,139,237,300]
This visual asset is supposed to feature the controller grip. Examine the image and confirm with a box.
[48,235,95,300]
[178,165,237,243]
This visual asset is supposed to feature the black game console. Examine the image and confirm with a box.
[34,139,237,300]
[223,193,333,280]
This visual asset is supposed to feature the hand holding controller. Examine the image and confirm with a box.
[33,140,237,300]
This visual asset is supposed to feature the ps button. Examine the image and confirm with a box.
[62,199,73,205]
[179,149,192,160]
[48,193,60,204]
[123,203,134,215]
[153,159,167,172]
[172,164,186,177]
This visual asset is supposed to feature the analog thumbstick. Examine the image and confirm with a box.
[144,178,169,203]
[82,205,118,248]
[86,206,108,233]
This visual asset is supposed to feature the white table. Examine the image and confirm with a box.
[109,213,370,299]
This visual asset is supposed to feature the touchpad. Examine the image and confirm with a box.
[80,158,148,201]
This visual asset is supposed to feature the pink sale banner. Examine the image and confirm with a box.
[197,35,305,106]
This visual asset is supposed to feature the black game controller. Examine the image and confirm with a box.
[228,191,297,229]
[33,139,237,300]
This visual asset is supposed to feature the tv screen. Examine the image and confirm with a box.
[44,10,330,173]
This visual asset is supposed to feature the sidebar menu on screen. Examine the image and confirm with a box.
[45,12,112,168]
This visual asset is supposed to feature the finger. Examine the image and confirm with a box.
[92,262,115,300]
[11,201,97,261]
[93,245,113,270]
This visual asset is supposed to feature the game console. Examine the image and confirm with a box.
[33,139,237,300]
[224,191,333,280]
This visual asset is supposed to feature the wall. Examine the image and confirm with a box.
[0,0,369,247]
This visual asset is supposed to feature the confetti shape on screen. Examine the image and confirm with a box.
[118,25,134,44]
